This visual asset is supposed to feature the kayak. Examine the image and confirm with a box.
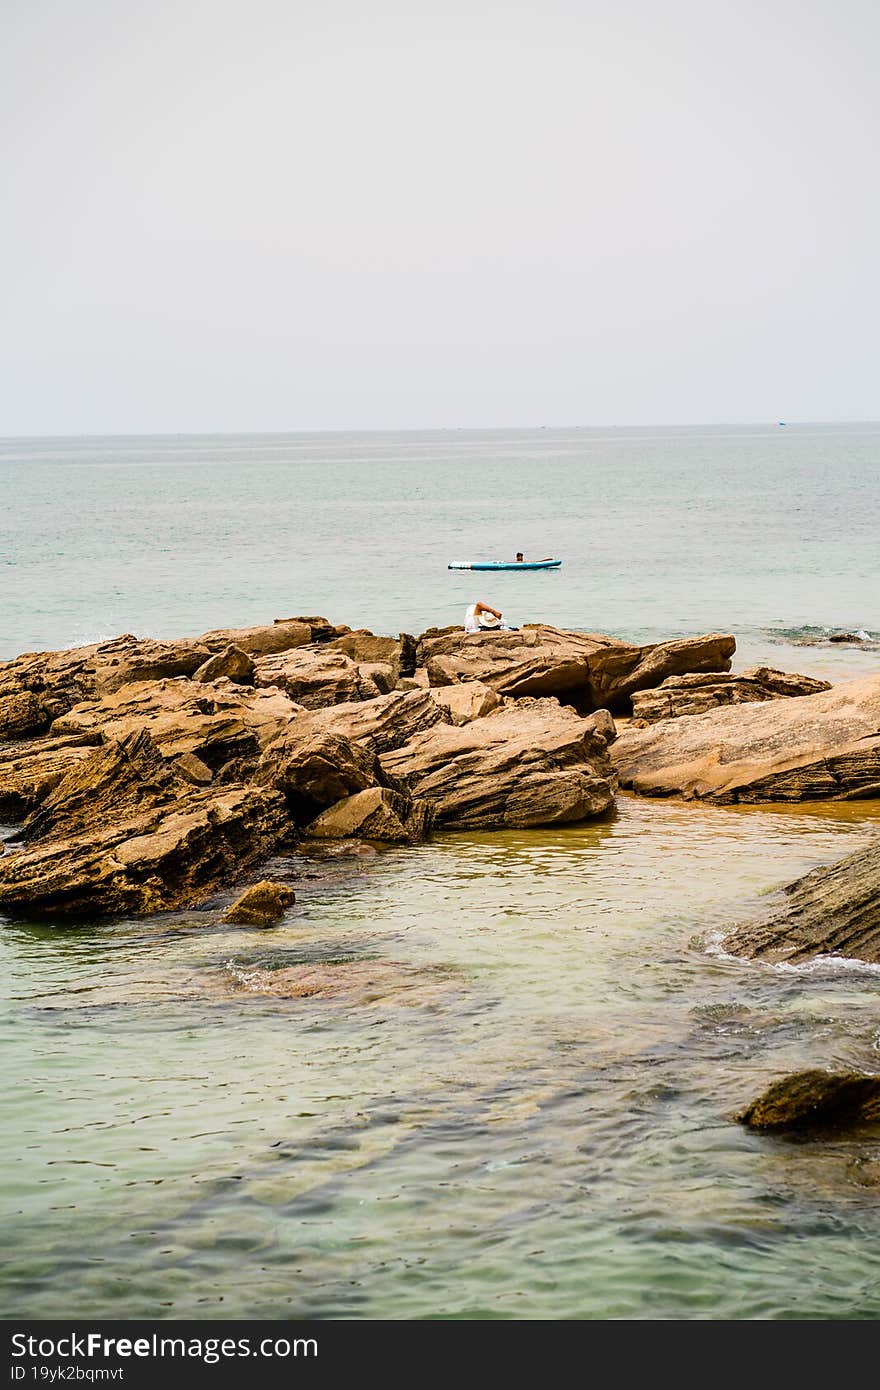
[448,559,562,571]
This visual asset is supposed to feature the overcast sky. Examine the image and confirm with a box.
[2,0,877,433]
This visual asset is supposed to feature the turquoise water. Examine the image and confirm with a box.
[3,424,880,1320]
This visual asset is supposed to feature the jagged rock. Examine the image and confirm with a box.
[356,662,398,697]
[222,880,295,926]
[630,667,831,724]
[429,681,502,725]
[329,630,417,678]
[0,731,289,917]
[305,786,433,843]
[253,647,368,708]
[380,698,616,829]
[420,624,735,712]
[612,673,880,803]
[0,634,213,733]
[193,645,254,685]
[0,691,48,740]
[198,616,339,655]
[175,751,213,785]
[254,728,381,821]
[722,836,880,964]
[288,688,452,754]
[0,737,97,819]
[50,679,298,770]
[737,1071,880,1131]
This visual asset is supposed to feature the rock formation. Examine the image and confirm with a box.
[737,1070,880,1132]
[612,673,880,802]
[305,786,433,843]
[222,880,296,926]
[722,835,880,964]
[630,667,830,725]
[380,700,616,829]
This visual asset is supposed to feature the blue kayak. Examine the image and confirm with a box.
[448,559,562,571]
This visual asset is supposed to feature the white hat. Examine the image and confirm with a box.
[479,612,502,628]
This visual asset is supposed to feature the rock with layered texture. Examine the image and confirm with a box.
[50,679,298,771]
[329,630,417,679]
[197,615,340,655]
[192,645,254,685]
[0,736,98,819]
[305,787,433,843]
[420,624,735,713]
[429,681,502,725]
[253,690,451,820]
[380,699,616,829]
[0,731,290,917]
[253,647,372,708]
[612,673,880,803]
[630,667,831,725]
[722,836,880,965]
[737,1071,880,1132]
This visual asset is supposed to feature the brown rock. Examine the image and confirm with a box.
[380,698,616,829]
[291,688,452,754]
[254,727,381,820]
[630,667,831,725]
[429,681,502,725]
[175,751,213,785]
[197,618,312,656]
[253,647,365,708]
[222,880,296,926]
[50,679,298,770]
[722,835,880,964]
[612,673,880,803]
[0,691,49,740]
[737,1070,880,1131]
[225,958,458,1008]
[356,661,398,697]
[193,645,254,684]
[420,624,735,712]
[0,731,289,917]
[304,786,433,843]
[330,630,417,678]
[0,737,97,819]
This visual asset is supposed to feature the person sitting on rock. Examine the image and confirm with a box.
[464,602,517,633]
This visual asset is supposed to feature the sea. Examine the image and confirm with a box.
[2,423,880,1320]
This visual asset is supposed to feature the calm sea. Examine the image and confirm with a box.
[2,424,880,1320]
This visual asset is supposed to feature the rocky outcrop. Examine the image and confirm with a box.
[253,647,370,708]
[254,728,382,821]
[222,880,295,926]
[612,673,880,803]
[0,731,289,917]
[380,699,616,829]
[722,836,880,964]
[630,667,831,725]
[198,616,340,654]
[737,1070,880,1132]
[193,645,254,685]
[329,630,417,679]
[305,786,433,843]
[50,679,298,770]
[0,736,98,819]
[290,688,452,755]
[429,681,502,725]
[420,624,735,713]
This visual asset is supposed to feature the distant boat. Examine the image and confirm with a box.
[778,421,787,426]
[448,559,562,571]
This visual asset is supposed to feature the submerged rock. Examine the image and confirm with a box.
[380,698,616,829]
[222,880,296,926]
[225,958,458,1008]
[630,667,831,725]
[722,835,880,965]
[738,1070,880,1132]
[612,673,880,802]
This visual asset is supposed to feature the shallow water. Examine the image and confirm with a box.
[3,797,880,1321]
[3,422,880,1320]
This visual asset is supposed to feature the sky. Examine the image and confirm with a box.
[2,0,878,433]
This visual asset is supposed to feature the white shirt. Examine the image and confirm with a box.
[464,604,481,633]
